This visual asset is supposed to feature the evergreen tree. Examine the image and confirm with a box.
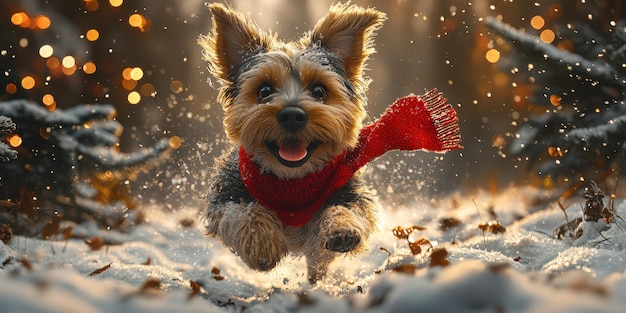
[485,16,626,185]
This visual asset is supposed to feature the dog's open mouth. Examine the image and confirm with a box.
[266,140,321,168]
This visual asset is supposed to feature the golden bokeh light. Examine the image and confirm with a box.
[530,16,545,30]
[39,44,54,58]
[42,93,55,106]
[550,94,561,106]
[485,48,501,63]
[46,57,60,70]
[548,146,564,158]
[8,134,23,148]
[11,12,30,27]
[21,76,36,90]
[83,61,97,74]
[122,79,137,91]
[556,40,574,52]
[129,67,144,80]
[36,15,51,29]
[110,0,123,7]
[168,136,182,149]
[128,14,145,28]
[170,80,184,93]
[62,65,77,76]
[5,83,17,94]
[140,83,156,97]
[84,0,99,11]
[127,91,141,104]
[86,29,100,41]
[122,67,132,80]
[540,29,555,44]
[62,55,76,68]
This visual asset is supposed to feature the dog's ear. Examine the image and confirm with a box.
[199,3,273,83]
[304,3,386,84]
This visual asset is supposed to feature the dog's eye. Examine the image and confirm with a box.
[311,85,327,101]
[257,84,274,103]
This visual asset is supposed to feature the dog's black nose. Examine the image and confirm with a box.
[277,107,307,132]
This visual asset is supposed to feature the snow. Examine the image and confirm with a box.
[2,186,626,312]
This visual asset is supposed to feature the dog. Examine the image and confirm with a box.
[199,2,461,283]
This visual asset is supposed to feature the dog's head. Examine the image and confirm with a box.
[199,3,386,178]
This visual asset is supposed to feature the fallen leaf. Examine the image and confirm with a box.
[429,248,450,267]
[85,237,105,251]
[391,264,418,274]
[88,262,112,276]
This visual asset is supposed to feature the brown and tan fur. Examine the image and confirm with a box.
[199,2,386,283]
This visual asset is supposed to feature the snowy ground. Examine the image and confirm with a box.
[1,185,626,313]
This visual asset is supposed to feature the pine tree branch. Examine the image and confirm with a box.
[484,17,626,92]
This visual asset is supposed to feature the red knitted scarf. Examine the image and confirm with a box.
[239,89,462,226]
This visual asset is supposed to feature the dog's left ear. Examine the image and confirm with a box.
[303,3,386,84]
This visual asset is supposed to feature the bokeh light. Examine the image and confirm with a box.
[62,56,76,68]
[110,0,123,7]
[540,29,555,44]
[21,76,36,89]
[5,83,18,94]
[127,91,141,104]
[86,29,100,41]
[83,61,97,74]
[485,49,500,63]
[530,16,545,30]
[128,14,145,28]
[168,136,182,149]
[8,134,23,148]
[84,0,99,12]
[170,80,184,93]
[39,45,54,58]
[11,12,30,27]
[129,67,144,80]
[36,15,51,29]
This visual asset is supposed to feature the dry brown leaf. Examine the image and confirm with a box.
[391,264,418,274]
[211,266,225,281]
[429,248,451,267]
[41,214,61,240]
[85,237,105,251]
[88,262,112,276]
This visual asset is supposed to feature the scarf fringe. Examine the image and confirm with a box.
[420,89,463,151]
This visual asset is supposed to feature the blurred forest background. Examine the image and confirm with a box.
[1,0,622,211]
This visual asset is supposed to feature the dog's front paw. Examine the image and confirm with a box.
[324,229,361,252]
[216,203,288,272]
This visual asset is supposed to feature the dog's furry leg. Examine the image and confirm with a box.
[207,202,288,271]
[304,204,373,284]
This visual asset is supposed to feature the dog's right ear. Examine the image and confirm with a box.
[198,3,272,83]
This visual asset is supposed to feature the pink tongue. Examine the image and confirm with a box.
[278,141,308,162]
